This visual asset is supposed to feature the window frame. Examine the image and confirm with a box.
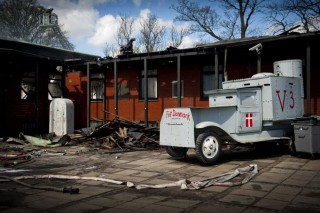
[21,71,36,101]
[90,73,104,101]
[172,80,184,98]
[139,69,158,100]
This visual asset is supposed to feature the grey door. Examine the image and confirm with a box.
[237,88,262,133]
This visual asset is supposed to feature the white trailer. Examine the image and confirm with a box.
[160,60,304,164]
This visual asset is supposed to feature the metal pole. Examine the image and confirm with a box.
[257,53,261,73]
[86,63,90,128]
[177,55,181,107]
[224,48,228,81]
[61,65,66,98]
[35,63,39,133]
[144,58,148,127]
[114,61,118,117]
[103,71,106,121]
[306,43,311,114]
[215,48,219,89]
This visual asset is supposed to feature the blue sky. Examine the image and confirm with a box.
[37,0,286,57]
[38,0,189,57]
[98,0,176,19]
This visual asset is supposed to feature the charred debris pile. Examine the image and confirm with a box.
[72,118,160,151]
[1,118,160,153]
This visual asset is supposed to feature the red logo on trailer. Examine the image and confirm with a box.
[245,113,253,127]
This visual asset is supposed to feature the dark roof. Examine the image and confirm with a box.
[196,31,320,48]
[100,31,320,63]
[0,38,100,62]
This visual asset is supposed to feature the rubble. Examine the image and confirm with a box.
[0,118,159,169]
[71,118,160,151]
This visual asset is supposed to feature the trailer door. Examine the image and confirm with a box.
[237,88,262,133]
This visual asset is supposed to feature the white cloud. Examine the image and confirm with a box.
[88,15,120,46]
[87,9,150,52]
[39,0,99,40]
[179,36,198,49]
[139,8,151,20]
[134,8,173,34]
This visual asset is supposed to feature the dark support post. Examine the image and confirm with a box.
[35,63,39,133]
[215,48,219,89]
[86,63,90,128]
[306,44,311,114]
[114,61,118,117]
[61,65,66,98]
[224,48,228,81]
[144,58,148,127]
[257,53,261,73]
[177,55,181,107]
[103,71,106,121]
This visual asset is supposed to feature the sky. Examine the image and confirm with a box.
[38,0,197,57]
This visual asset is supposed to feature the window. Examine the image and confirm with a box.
[140,69,157,100]
[118,81,130,99]
[172,80,184,98]
[201,65,223,99]
[48,74,62,100]
[90,73,104,100]
[21,71,35,100]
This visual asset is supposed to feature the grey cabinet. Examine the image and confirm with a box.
[293,123,320,155]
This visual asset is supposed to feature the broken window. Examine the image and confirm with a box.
[201,65,223,100]
[90,73,104,100]
[140,69,157,100]
[172,80,184,98]
[21,71,35,100]
[118,81,130,99]
[48,74,63,100]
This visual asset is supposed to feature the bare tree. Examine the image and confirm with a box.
[139,14,166,53]
[116,14,135,46]
[109,13,189,54]
[103,43,118,57]
[171,0,265,40]
[220,11,239,39]
[0,0,73,49]
[171,0,223,40]
[168,26,190,48]
[266,0,320,34]
[218,0,265,38]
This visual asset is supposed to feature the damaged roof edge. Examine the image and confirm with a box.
[99,31,320,64]
[0,38,101,62]
[197,31,320,49]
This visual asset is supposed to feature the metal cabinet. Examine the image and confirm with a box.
[293,122,320,155]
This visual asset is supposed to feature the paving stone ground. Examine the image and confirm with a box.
[0,145,320,213]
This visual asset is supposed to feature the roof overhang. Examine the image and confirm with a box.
[98,31,320,65]
[0,38,100,62]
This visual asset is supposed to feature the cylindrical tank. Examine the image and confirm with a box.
[49,98,74,136]
[273,59,302,78]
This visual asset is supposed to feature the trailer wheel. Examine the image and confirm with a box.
[165,146,188,159]
[196,132,222,165]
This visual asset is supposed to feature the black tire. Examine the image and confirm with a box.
[195,132,222,165]
[165,146,188,159]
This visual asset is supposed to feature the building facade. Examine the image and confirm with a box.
[0,39,98,137]
[66,32,320,128]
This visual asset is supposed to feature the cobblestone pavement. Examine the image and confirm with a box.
[1,145,320,213]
